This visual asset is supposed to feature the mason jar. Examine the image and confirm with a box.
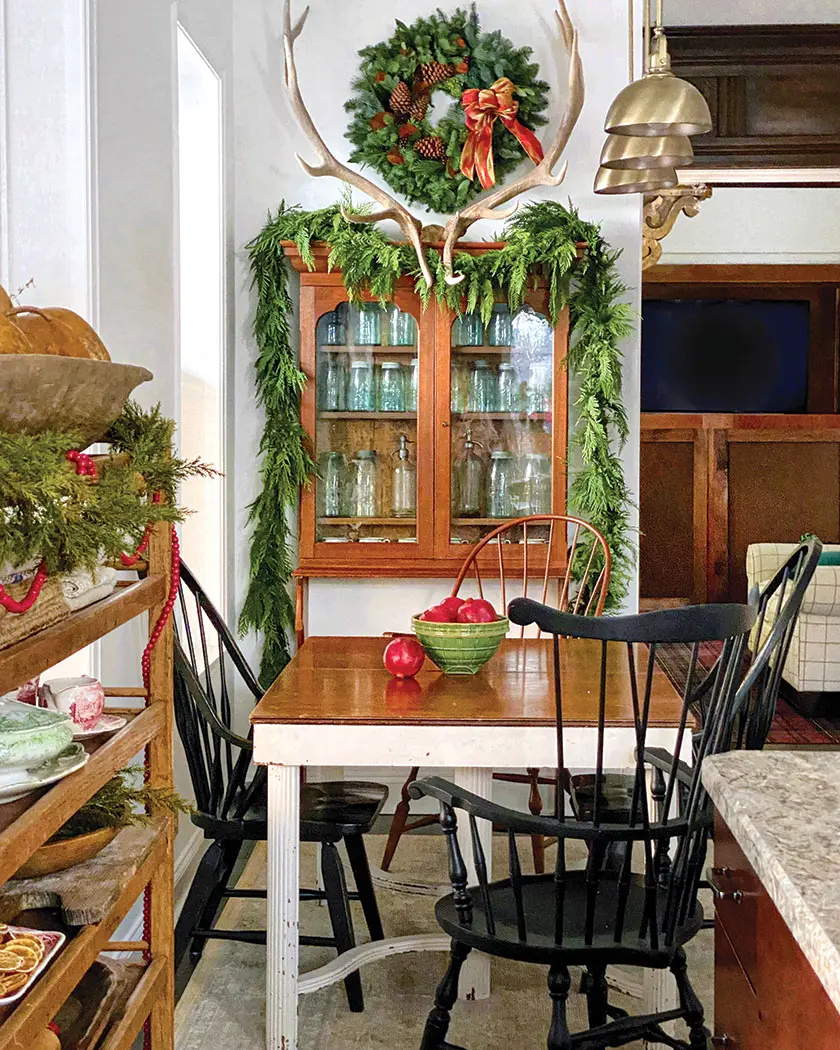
[522,453,552,515]
[406,357,419,412]
[377,361,406,412]
[348,449,379,517]
[526,361,552,414]
[387,305,417,347]
[497,361,522,413]
[452,312,483,347]
[320,352,346,411]
[318,452,347,517]
[488,451,514,518]
[347,359,375,412]
[488,303,513,346]
[468,359,497,413]
[353,303,382,346]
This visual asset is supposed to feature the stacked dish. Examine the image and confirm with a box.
[0,698,87,804]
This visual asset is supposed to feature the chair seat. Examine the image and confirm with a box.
[435,870,702,967]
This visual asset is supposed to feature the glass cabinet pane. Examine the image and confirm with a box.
[450,305,556,546]
[315,301,419,545]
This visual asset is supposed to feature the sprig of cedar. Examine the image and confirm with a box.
[51,767,192,842]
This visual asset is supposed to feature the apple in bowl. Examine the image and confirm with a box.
[412,595,508,676]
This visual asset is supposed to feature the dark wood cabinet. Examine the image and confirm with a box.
[713,812,840,1050]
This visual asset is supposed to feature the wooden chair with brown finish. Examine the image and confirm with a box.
[380,514,611,876]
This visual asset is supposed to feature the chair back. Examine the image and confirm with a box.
[452,515,611,635]
[424,600,757,954]
[173,562,263,825]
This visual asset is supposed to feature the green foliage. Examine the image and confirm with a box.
[51,767,192,841]
[344,5,549,213]
[0,403,211,575]
[242,200,636,682]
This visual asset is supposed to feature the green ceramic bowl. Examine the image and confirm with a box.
[411,615,510,676]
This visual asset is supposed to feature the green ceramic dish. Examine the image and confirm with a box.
[412,615,510,675]
[0,698,73,770]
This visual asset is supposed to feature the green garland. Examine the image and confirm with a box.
[345,6,549,212]
[0,402,213,575]
[243,200,634,685]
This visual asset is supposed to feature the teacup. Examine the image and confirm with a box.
[40,676,105,731]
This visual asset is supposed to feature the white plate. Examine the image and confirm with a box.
[0,744,88,804]
[0,925,66,1006]
[71,713,127,741]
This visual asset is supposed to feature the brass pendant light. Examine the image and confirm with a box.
[594,165,678,195]
[604,0,712,138]
[599,133,693,170]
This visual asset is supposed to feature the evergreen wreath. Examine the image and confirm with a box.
[243,200,635,686]
[345,6,549,213]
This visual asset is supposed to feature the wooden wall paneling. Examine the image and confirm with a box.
[693,428,709,605]
[707,430,730,603]
[639,434,697,601]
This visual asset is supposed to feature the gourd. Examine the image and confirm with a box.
[5,307,102,359]
[0,284,12,315]
[0,313,34,355]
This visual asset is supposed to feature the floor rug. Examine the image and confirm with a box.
[654,641,840,747]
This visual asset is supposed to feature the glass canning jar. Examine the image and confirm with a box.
[347,359,375,412]
[467,359,497,413]
[377,361,406,412]
[488,451,514,518]
[349,449,379,517]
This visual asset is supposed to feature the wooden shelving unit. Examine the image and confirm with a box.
[0,522,175,1050]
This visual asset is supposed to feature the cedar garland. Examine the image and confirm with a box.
[243,200,635,685]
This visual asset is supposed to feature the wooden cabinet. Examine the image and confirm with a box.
[713,812,840,1050]
[286,243,570,584]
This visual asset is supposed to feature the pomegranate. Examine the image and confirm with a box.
[383,635,426,678]
[456,598,498,623]
[437,596,466,620]
[419,604,453,623]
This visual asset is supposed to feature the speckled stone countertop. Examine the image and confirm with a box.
[702,751,840,1014]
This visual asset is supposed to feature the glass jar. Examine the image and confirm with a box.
[347,359,375,412]
[353,303,382,346]
[387,305,417,347]
[318,452,347,517]
[320,352,346,411]
[522,453,552,515]
[497,361,522,413]
[488,304,513,347]
[405,357,419,412]
[488,451,514,518]
[526,361,552,414]
[468,359,497,413]
[452,312,483,347]
[324,306,346,347]
[391,434,416,518]
[452,426,485,518]
[349,449,379,517]
[377,361,406,412]
[451,360,469,413]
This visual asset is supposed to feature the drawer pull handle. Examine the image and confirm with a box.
[707,867,743,903]
[711,1036,731,1048]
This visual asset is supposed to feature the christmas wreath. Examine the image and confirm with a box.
[345,6,550,213]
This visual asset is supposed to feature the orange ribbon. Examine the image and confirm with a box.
[459,77,544,190]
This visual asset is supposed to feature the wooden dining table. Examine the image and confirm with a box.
[251,635,691,1050]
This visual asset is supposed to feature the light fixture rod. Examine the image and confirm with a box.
[644,0,652,74]
[656,0,663,30]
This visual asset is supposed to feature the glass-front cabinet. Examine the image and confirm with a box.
[288,243,568,582]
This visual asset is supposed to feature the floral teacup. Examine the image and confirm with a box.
[40,676,105,731]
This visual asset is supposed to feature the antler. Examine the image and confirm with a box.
[440,0,585,285]
[282,1,434,288]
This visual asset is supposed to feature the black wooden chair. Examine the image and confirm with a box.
[172,562,388,1011]
[411,599,760,1050]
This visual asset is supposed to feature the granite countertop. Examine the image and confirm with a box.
[702,751,840,1014]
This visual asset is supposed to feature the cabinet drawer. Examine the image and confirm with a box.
[711,816,761,986]
[715,920,764,1050]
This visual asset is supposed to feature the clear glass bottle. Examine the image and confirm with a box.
[468,359,497,413]
[347,359,375,412]
[349,449,379,517]
[488,451,514,518]
[522,452,552,515]
[488,303,513,346]
[387,305,417,347]
[318,451,347,517]
[320,353,346,411]
[497,361,521,413]
[324,307,346,347]
[353,303,382,346]
[391,434,416,518]
[377,361,406,412]
[452,424,486,518]
[406,357,419,412]
[452,312,483,347]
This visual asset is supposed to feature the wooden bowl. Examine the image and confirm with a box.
[0,356,152,448]
[15,826,119,879]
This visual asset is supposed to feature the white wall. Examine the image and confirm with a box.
[229,0,643,646]
[666,1,831,24]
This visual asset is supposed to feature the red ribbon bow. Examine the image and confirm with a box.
[459,77,544,190]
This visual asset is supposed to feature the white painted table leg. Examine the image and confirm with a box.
[454,767,493,1001]
[266,764,301,1050]
[643,968,678,1049]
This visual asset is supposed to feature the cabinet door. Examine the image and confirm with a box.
[434,294,569,571]
[299,285,436,569]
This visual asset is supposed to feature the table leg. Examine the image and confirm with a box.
[267,764,301,1050]
[454,767,492,1001]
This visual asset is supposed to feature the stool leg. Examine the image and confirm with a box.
[344,833,384,941]
[321,841,363,1012]
[381,766,420,872]
[547,965,572,1050]
[527,767,546,874]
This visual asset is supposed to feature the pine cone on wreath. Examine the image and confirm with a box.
[409,91,430,123]
[415,136,447,161]
[418,61,456,86]
[389,82,413,117]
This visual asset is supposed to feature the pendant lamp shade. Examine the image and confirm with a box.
[605,73,712,137]
[594,164,677,195]
[600,132,693,170]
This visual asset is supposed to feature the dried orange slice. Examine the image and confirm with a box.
[0,971,29,994]
[0,950,24,972]
[5,944,39,971]
[8,935,44,955]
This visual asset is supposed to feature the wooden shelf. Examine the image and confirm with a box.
[0,823,168,1050]
[0,575,165,695]
[317,517,416,526]
[319,346,416,354]
[453,518,514,526]
[98,958,166,1050]
[452,345,513,354]
[0,704,164,884]
[317,411,418,421]
[451,412,551,422]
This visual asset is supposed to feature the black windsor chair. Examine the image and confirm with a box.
[172,562,388,1011]
[411,599,760,1050]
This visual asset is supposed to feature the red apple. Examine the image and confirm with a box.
[456,598,498,623]
[438,596,466,619]
[383,635,426,678]
[419,604,453,623]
